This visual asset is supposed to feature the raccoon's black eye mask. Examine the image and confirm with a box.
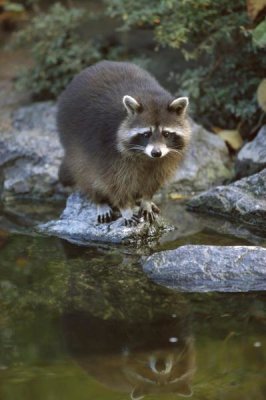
[161,131,185,150]
[168,133,185,150]
[129,133,150,148]
[162,130,170,138]
[138,131,152,138]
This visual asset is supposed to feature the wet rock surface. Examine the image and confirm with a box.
[171,121,233,193]
[188,169,266,231]
[143,245,266,292]
[0,102,64,199]
[38,192,173,246]
[236,125,266,178]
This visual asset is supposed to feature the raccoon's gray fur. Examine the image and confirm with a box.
[57,61,190,224]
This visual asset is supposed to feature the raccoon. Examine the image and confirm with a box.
[78,340,195,400]
[63,313,196,400]
[57,61,190,225]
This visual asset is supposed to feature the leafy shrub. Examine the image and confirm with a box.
[13,0,265,133]
[0,0,27,30]
[105,0,266,133]
[13,3,102,99]
[13,1,149,99]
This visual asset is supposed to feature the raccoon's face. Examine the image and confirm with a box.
[124,341,196,400]
[118,95,190,159]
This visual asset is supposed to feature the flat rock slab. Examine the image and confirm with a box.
[38,192,172,246]
[188,169,266,231]
[143,245,266,292]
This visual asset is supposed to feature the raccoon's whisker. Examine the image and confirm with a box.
[169,148,183,156]
[128,146,145,152]
[129,145,145,149]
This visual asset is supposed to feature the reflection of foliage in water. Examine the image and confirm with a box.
[0,233,188,322]
[0,233,265,400]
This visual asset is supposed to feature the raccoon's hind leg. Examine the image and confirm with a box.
[59,158,75,186]
[138,200,160,223]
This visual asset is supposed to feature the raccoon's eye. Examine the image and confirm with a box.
[162,131,170,138]
[142,131,152,138]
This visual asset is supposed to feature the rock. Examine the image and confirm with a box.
[12,101,57,132]
[188,169,266,231]
[0,129,63,198]
[142,245,266,292]
[38,192,173,246]
[0,102,65,199]
[197,217,266,246]
[170,121,233,193]
[155,196,266,247]
[236,125,266,178]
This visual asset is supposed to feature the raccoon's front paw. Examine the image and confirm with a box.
[124,214,140,227]
[139,201,160,223]
[97,204,114,223]
[120,208,140,227]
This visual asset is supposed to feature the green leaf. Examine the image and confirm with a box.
[4,3,25,13]
[252,20,266,47]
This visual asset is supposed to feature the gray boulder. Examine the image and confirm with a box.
[143,245,266,292]
[38,192,173,246]
[0,129,63,197]
[188,169,266,231]
[236,125,266,178]
[0,102,64,199]
[171,121,233,193]
[12,101,57,132]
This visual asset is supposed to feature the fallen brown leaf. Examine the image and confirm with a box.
[247,0,266,21]
[217,129,243,151]
[169,193,188,200]
[257,79,266,111]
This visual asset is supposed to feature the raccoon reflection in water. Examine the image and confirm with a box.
[57,61,191,226]
[63,311,195,399]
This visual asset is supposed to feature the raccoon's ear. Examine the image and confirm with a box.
[168,97,189,115]
[123,95,142,115]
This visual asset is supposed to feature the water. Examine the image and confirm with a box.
[0,201,265,400]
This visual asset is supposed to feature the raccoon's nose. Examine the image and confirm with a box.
[155,358,166,373]
[151,149,162,158]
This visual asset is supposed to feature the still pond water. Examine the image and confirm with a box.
[0,201,265,400]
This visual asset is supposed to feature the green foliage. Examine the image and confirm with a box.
[3,2,25,13]
[177,40,264,128]
[12,0,266,130]
[13,3,102,98]
[105,0,266,130]
[252,19,266,48]
[13,2,148,99]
